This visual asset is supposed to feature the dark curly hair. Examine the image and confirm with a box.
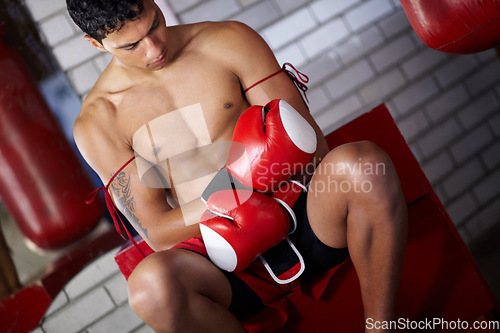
[66,0,145,43]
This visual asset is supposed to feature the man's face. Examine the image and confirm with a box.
[99,0,169,70]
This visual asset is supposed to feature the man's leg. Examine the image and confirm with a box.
[307,141,408,331]
[127,249,247,333]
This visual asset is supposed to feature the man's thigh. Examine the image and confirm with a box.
[166,248,266,321]
[306,147,351,249]
[129,248,233,308]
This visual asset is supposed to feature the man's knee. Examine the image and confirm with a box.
[329,142,407,231]
[314,141,397,193]
[127,251,187,328]
[324,140,390,169]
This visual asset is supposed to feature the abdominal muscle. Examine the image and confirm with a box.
[132,103,235,207]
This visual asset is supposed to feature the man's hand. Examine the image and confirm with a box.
[226,99,317,193]
[200,189,290,272]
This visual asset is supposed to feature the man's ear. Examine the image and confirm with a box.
[84,35,107,52]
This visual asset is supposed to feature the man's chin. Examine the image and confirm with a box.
[146,64,165,71]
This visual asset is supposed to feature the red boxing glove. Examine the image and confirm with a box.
[199,100,314,273]
[225,99,317,193]
[200,189,290,272]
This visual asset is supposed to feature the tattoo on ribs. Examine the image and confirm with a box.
[110,171,148,238]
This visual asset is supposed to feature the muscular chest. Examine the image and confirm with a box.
[116,62,245,150]
[112,62,246,196]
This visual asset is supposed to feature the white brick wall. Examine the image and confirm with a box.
[466,197,500,240]
[302,52,343,86]
[447,193,478,226]
[231,1,280,31]
[450,125,493,163]
[359,68,406,105]
[392,76,440,116]
[482,140,500,170]
[325,60,375,100]
[23,0,500,331]
[397,109,429,141]
[458,92,498,130]
[262,7,318,49]
[179,0,241,23]
[274,42,308,67]
[273,0,310,15]
[300,18,349,59]
[315,93,364,133]
[38,14,76,46]
[336,25,385,64]
[344,0,393,31]
[490,112,500,136]
[465,60,500,95]
[24,0,67,21]
[422,151,454,184]
[167,0,201,13]
[401,48,447,80]
[418,118,462,158]
[309,0,360,23]
[370,35,416,72]
[442,159,485,199]
[67,62,102,96]
[434,55,478,88]
[473,169,500,205]
[52,37,102,71]
[379,10,409,38]
[425,84,469,123]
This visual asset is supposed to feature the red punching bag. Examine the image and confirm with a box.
[0,29,104,250]
[401,0,500,54]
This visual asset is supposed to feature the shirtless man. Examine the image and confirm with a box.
[67,0,408,332]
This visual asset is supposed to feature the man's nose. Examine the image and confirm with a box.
[145,36,162,58]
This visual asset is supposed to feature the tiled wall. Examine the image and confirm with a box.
[22,0,500,331]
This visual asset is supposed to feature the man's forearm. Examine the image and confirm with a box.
[107,171,205,251]
[138,197,205,252]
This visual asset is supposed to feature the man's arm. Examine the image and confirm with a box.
[74,99,203,251]
[213,21,329,160]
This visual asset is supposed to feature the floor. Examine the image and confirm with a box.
[0,208,152,333]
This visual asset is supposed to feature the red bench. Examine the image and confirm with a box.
[114,104,500,332]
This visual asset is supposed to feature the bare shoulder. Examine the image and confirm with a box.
[199,20,252,36]
[74,95,131,184]
[192,21,264,50]
[191,21,280,88]
[73,95,116,159]
[74,95,115,143]
[187,21,277,71]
